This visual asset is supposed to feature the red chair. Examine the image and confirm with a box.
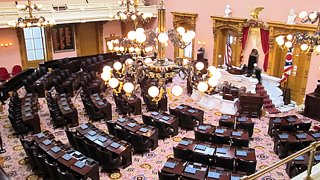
[0,67,10,81]
[11,65,22,76]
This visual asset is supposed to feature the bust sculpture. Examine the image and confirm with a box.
[287,9,297,24]
[224,4,232,18]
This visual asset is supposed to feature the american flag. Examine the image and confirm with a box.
[224,33,232,65]
[280,48,293,85]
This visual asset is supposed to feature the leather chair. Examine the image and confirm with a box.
[65,129,77,148]
[215,155,234,171]
[179,112,198,130]
[173,146,191,161]
[57,167,81,180]
[231,137,249,147]
[106,120,116,135]
[236,122,254,137]
[213,134,230,145]
[235,158,256,174]
[11,65,22,76]
[114,127,130,141]
[20,138,37,169]
[44,158,60,180]
[96,147,121,172]
[33,151,49,177]
[294,122,311,132]
[73,134,88,156]
[0,67,10,81]
[154,120,174,139]
[129,133,149,153]
[191,152,215,166]
[158,170,178,180]
[117,98,133,116]
[142,115,155,126]
[84,140,99,162]
[85,102,104,121]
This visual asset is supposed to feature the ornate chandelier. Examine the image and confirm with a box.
[112,0,153,28]
[276,11,320,53]
[102,0,220,104]
[8,0,55,28]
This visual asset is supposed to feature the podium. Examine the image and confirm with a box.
[304,84,320,121]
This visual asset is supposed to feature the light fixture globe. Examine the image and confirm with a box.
[176,27,186,35]
[158,33,169,43]
[125,58,134,65]
[136,28,145,34]
[208,77,219,87]
[171,85,183,97]
[144,57,153,64]
[148,86,160,98]
[182,58,189,66]
[197,81,209,93]
[286,34,293,41]
[285,41,293,48]
[136,33,147,43]
[211,69,222,79]
[101,71,111,81]
[207,66,217,73]
[113,61,123,71]
[300,43,309,51]
[186,30,196,40]
[128,31,137,41]
[299,11,308,19]
[182,33,192,43]
[195,62,204,71]
[315,45,320,53]
[123,82,134,93]
[108,78,120,88]
[103,65,112,73]
[309,11,318,20]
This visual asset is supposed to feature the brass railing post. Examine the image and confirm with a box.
[305,148,316,180]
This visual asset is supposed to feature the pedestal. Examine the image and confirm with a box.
[221,98,238,115]
[191,89,202,102]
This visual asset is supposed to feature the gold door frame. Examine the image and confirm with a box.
[267,21,316,104]
[211,16,246,67]
[171,12,198,60]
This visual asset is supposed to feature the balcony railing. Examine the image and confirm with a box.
[241,141,320,180]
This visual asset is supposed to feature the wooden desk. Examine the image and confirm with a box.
[56,94,79,126]
[171,104,204,127]
[305,93,320,121]
[90,93,112,120]
[144,111,179,136]
[122,95,141,115]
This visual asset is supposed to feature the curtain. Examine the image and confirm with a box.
[240,27,249,63]
[260,28,270,72]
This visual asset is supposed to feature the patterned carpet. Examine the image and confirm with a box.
[0,77,319,180]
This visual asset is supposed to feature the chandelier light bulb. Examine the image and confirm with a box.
[286,34,293,41]
[125,58,133,65]
[300,43,309,51]
[101,72,111,81]
[128,31,137,41]
[136,33,147,43]
[37,4,43,10]
[158,33,169,43]
[197,81,209,93]
[123,82,134,93]
[113,61,123,71]
[285,41,293,48]
[119,46,125,52]
[207,66,216,73]
[171,85,183,97]
[309,11,318,20]
[129,47,135,52]
[114,46,120,51]
[299,11,308,19]
[182,33,192,43]
[176,27,186,35]
[103,65,112,73]
[186,30,196,40]
[136,28,145,34]
[144,57,152,64]
[131,15,137,20]
[195,62,205,71]
[135,47,141,53]
[213,70,222,79]
[108,78,120,88]
[315,45,320,53]
[208,77,219,87]
[108,45,114,51]
[148,86,160,98]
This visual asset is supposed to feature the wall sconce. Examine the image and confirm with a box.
[0,43,13,47]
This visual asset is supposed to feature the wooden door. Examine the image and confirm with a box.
[75,22,102,56]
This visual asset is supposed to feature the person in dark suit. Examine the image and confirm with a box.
[247,49,259,74]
